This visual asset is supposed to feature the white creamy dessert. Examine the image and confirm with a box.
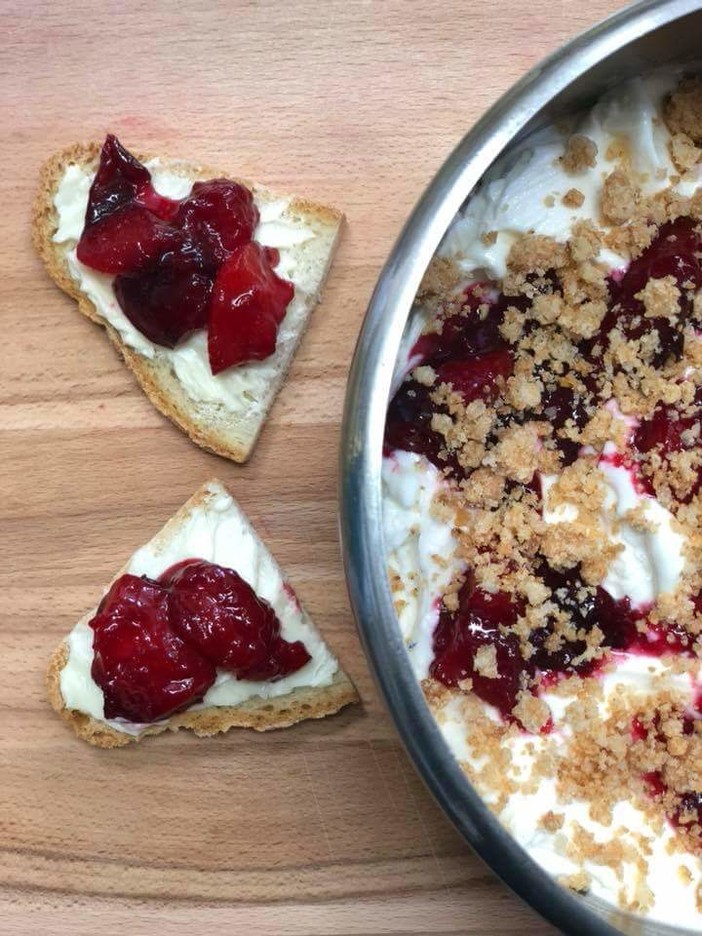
[53,161,318,420]
[60,480,339,737]
[383,69,702,926]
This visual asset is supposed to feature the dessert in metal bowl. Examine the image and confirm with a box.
[383,69,702,927]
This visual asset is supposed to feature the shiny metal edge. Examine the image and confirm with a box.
[340,2,702,934]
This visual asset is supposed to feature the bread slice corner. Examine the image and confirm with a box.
[33,143,344,463]
[46,479,358,747]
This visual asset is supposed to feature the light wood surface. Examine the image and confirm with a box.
[1,0,623,932]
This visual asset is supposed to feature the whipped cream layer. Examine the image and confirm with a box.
[53,162,317,418]
[60,482,339,736]
[439,70,702,282]
[382,450,466,678]
[383,68,702,927]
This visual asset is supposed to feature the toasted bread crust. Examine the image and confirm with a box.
[45,480,358,747]
[33,143,343,462]
[47,641,358,748]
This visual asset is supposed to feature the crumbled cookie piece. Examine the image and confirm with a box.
[635,275,681,322]
[412,364,436,387]
[474,645,498,679]
[563,188,585,208]
[559,871,591,893]
[561,134,598,173]
[508,234,569,274]
[601,168,639,225]
[513,692,551,733]
[665,77,702,144]
[670,132,701,171]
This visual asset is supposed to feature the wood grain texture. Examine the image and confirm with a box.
[1,0,621,931]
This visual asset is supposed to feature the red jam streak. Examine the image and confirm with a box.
[430,571,696,728]
[76,135,293,371]
[89,558,311,723]
[386,217,702,729]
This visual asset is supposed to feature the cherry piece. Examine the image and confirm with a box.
[384,380,462,477]
[77,202,185,275]
[436,349,513,404]
[430,580,528,719]
[175,179,259,269]
[90,574,216,723]
[207,243,294,373]
[114,268,212,347]
[84,134,153,226]
[634,405,699,455]
[165,559,280,674]
[235,636,312,682]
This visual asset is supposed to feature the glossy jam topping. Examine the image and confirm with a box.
[90,574,216,723]
[208,242,293,373]
[76,134,293,371]
[89,558,311,723]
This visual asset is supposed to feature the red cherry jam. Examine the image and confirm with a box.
[77,135,293,371]
[89,558,311,723]
[91,574,216,723]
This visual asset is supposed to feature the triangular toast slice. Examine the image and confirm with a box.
[47,480,358,747]
[33,142,343,462]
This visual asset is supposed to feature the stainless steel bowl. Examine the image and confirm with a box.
[340,2,702,933]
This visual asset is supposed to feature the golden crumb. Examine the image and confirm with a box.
[531,293,563,326]
[540,811,565,833]
[499,306,525,344]
[561,134,598,173]
[665,77,702,144]
[417,256,464,302]
[601,168,639,225]
[513,692,551,733]
[559,871,591,893]
[474,644,498,679]
[563,188,585,208]
[670,132,701,171]
[486,423,542,484]
[508,234,569,274]
[635,275,681,322]
[412,364,436,387]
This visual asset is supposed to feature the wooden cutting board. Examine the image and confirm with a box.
[2,1,620,932]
